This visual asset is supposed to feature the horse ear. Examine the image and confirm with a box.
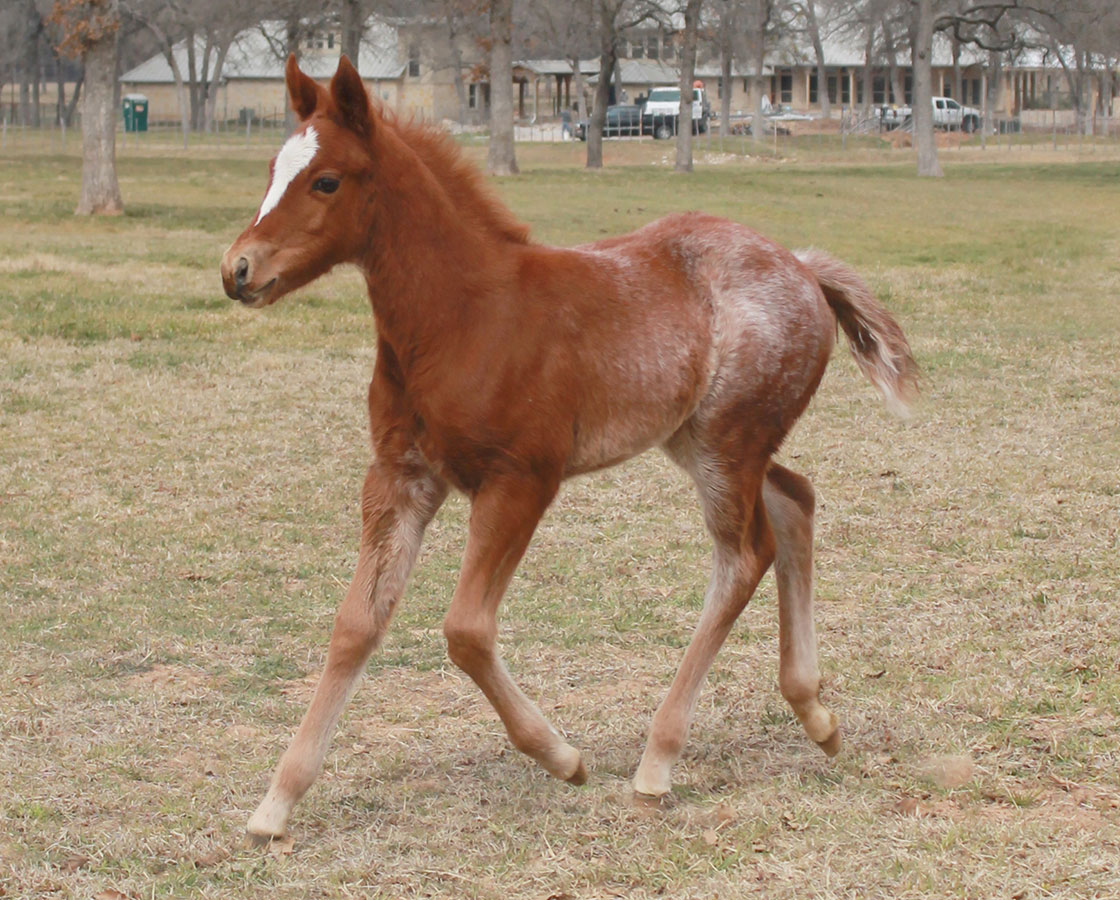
[330,55,373,139]
[286,54,321,120]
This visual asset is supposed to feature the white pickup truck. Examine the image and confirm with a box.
[642,85,710,139]
[878,96,982,132]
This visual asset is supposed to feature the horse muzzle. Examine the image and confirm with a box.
[220,246,278,307]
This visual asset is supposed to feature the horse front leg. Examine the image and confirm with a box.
[246,457,447,842]
[442,476,586,784]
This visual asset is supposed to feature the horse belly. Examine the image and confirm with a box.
[565,336,710,475]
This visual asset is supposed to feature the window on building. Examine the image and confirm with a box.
[631,38,645,59]
[327,33,334,49]
[408,45,420,78]
[810,72,839,105]
[872,75,885,105]
[779,70,792,104]
[904,74,912,105]
[647,36,659,60]
[469,82,490,109]
[839,70,849,105]
[662,38,676,61]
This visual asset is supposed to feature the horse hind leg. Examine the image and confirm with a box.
[633,452,776,798]
[763,462,841,756]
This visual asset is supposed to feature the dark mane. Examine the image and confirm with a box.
[381,112,531,246]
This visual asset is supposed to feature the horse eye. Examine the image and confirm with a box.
[313,176,340,194]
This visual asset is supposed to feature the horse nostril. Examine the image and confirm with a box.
[234,256,250,288]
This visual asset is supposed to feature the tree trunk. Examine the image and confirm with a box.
[805,1,829,119]
[883,21,903,106]
[31,37,42,128]
[911,0,942,177]
[186,30,202,131]
[748,5,769,145]
[983,49,1000,140]
[719,31,732,137]
[571,57,586,124]
[861,25,874,115]
[486,0,518,175]
[20,67,31,126]
[284,20,301,132]
[22,0,41,127]
[64,70,83,127]
[451,43,467,124]
[77,19,123,215]
[166,48,190,147]
[1055,44,1086,136]
[203,36,232,132]
[675,0,702,172]
[951,34,962,102]
[341,0,364,67]
[586,30,615,169]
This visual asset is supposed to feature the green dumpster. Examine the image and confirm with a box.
[123,94,149,132]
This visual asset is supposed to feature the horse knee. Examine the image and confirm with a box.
[779,667,820,708]
[443,616,494,673]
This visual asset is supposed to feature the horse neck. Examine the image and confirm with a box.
[358,122,528,369]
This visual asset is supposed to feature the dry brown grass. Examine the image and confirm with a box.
[1,138,1118,899]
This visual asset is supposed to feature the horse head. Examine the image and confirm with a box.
[221,55,377,307]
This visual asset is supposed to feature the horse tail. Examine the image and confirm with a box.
[796,248,920,417]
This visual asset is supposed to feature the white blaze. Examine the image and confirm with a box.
[255,126,320,225]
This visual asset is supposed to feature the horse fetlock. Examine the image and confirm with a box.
[246,790,293,842]
[542,741,585,784]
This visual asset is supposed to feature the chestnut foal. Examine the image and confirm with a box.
[221,56,918,841]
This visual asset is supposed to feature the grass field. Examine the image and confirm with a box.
[2,135,1119,899]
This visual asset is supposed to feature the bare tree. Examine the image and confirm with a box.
[122,0,191,145]
[713,0,736,136]
[487,0,518,174]
[530,0,596,125]
[585,0,664,167]
[1023,0,1120,134]
[51,0,123,214]
[791,0,832,117]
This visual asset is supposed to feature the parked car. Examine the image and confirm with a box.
[575,105,643,140]
[876,96,981,132]
[642,85,710,139]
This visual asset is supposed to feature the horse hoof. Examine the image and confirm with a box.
[566,758,588,785]
[244,829,279,849]
[816,727,842,758]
